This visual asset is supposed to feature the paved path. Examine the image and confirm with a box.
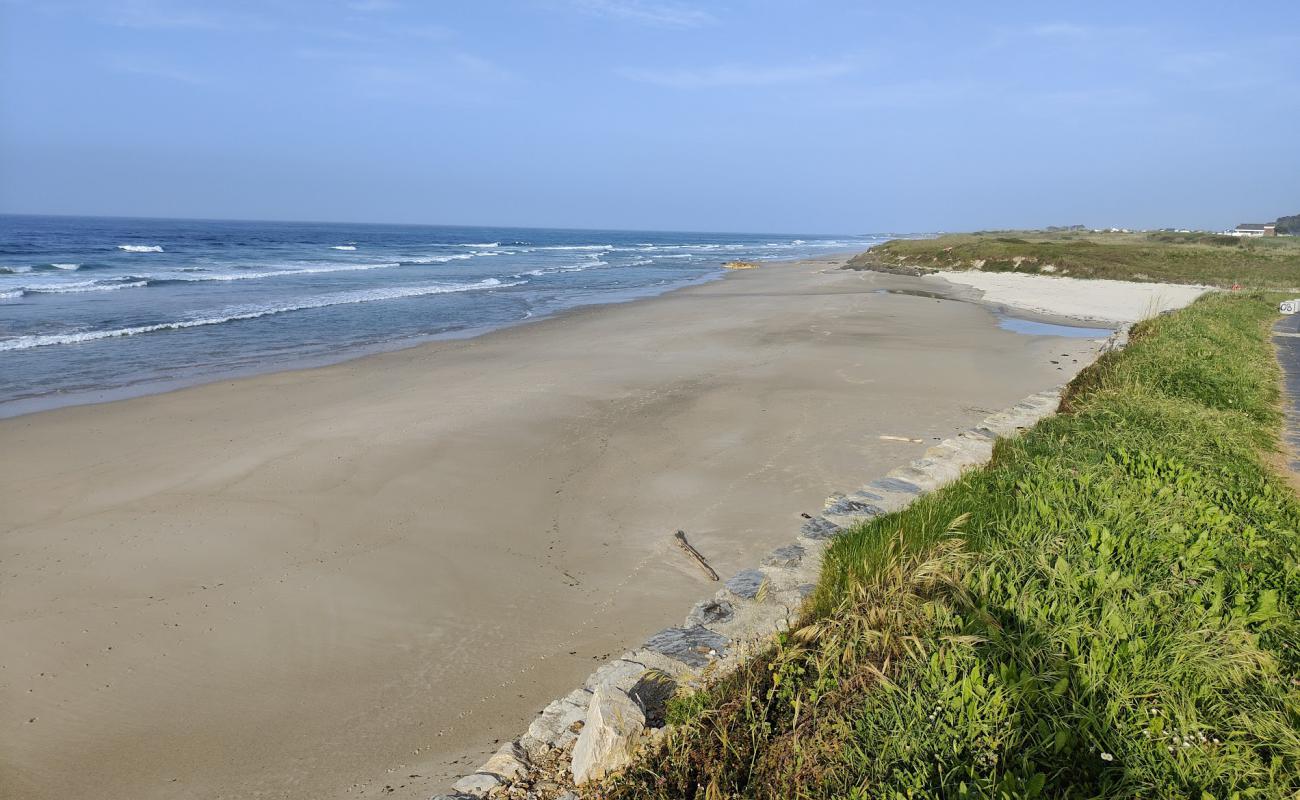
[1273,312,1300,472]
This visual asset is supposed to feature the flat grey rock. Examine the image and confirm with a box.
[643,625,728,668]
[824,496,885,517]
[799,517,842,540]
[685,598,734,627]
[869,477,922,494]
[725,568,766,598]
[797,583,817,599]
[762,543,806,568]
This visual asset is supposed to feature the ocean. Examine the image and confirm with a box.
[0,215,889,415]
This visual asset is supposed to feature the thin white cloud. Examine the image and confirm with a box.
[106,53,211,84]
[619,59,855,88]
[1027,22,1093,39]
[95,0,272,31]
[1158,49,1228,76]
[571,0,713,28]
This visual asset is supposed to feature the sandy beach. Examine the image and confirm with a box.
[1,257,1113,799]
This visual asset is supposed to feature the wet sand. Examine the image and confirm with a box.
[0,257,1106,799]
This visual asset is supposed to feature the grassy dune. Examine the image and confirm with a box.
[602,294,1300,799]
[847,231,1300,289]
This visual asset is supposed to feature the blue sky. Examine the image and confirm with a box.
[1,0,1296,233]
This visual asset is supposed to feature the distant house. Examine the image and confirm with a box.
[1231,223,1277,237]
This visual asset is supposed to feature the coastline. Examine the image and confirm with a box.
[0,265,741,420]
[2,256,1119,799]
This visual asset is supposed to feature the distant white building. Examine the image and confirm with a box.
[1230,223,1277,237]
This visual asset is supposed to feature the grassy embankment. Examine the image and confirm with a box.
[847,231,1300,289]
[601,292,1300,798]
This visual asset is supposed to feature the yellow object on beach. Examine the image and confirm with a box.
[723,260,759,270]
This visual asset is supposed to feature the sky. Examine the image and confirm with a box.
[0,0,1297,234]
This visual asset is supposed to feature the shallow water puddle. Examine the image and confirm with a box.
[997,316,1114,338]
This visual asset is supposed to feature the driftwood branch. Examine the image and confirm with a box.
[674,530,719,581]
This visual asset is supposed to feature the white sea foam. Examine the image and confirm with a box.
[404,254,475,264]
[0,278,520,352]
[0,289,20,299]
[457,242,499,247]
[528,245,613,251]
[118,244,164,253]
[162,262,403,282]
[23,281,149,295]
[50,263,81,270]
[331,245,357,251]
[520,260,610,277]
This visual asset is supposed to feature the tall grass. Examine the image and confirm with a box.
[603,294,1300,799]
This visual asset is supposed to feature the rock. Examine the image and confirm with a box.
[799,517,841,540]
[525,689,591,751]
[869,477,922,494]
[571,686,646,785]
[431,794,480,800]
[824,496,885,518]
[797,583,817,599]
[762,544,805,568]
[452,771,503,795]
[584,659,649,693]
[643,625,728,668]
[725,568,766,598]
[685,598,734,627]
[557,793,580,800]
[628,669,677,724]
[480,741,528,781]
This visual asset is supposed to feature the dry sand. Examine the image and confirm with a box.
[2,258,1112,799]
[934,270,1211,324]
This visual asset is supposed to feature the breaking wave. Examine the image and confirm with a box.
[118,244,164,253]
[0,278,520,352]
[20,280,149,295]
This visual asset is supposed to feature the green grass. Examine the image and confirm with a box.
[846,231,1300,289]
[601,293,1300,799]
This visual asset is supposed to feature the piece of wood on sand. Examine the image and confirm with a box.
[673,530,719,581]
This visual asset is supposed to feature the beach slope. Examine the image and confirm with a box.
[1,258,1105,799]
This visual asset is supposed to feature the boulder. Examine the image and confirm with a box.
[571,685,646,785]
